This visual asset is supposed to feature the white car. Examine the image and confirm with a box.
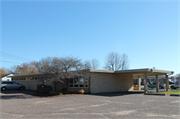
[170,83,180,89]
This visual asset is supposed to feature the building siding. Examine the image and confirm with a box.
[90,73,133,94]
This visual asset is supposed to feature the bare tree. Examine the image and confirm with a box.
[104,52,129,71]
[10,65,19,74]
[41,56,90,93]
[175,73,180,79]
[121,54,129,70]
[31,57,53,72]
[91,58,100,69]
[84,60,92,69]
[32,61,42,72]
[0,67,13,74]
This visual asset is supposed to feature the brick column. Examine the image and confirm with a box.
[165,74,169,91]
[138,76,141,90]
[144,73,148,94]
[156,75,159,92]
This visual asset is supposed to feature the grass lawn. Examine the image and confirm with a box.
[141,87,157,90]
[160,89,180,94]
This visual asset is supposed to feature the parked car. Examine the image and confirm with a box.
[0,81,25,91]
[169,81,175,85]
[170,83,180,89]
[141,82,144,85]
[148,83,165,89]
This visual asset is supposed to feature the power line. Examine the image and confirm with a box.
[0,51,33,61]
[0,60,22,64]
[0,54,31,62]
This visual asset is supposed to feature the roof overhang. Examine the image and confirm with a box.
[89,69,115,73]
[115,68,153,74]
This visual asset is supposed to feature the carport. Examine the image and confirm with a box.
[115,68,174,93]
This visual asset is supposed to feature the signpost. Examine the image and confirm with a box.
[171,76,174,82]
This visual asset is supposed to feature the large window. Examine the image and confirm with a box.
[69,77,89,88]
[70,78,74,87]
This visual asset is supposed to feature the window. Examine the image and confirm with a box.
[70,78,73,84]
[85,77,89,84]
[13,82,19,85]
[1,81,7,84]
[69,77,89,88]
[74,77,79,87]
[7,82,13,84]
[79,78,84,87]
[79,78,84,84]
[70,78,74,87]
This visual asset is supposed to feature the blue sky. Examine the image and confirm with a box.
[1,0,179,74]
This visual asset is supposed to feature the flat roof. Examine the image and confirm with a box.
[89,69,115,73]
[115,68,173,75]
[10,72,49,77]
[90,68,173,75]
[10,68,174,77]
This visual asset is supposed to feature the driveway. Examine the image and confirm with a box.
[1,91,180,119]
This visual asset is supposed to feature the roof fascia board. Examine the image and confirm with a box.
[152,69,174,75]
[115,68,153,74]
[90,69,114,73]
[9,72,49,78]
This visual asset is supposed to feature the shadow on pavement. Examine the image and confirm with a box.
[0,90,52,99]
[1,90,145,99]
[89,91,144,97]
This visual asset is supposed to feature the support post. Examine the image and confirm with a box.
[165,74,169,91]
[138,76,141,90]
[144,73,148,94]
[156,75,159,92]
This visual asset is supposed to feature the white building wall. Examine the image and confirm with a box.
[1,74,14,81]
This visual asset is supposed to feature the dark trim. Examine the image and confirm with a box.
[89,76,91,93]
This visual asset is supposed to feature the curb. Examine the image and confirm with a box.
[144,93,180,97]
[169,94,180,96]
[144,93,165,96]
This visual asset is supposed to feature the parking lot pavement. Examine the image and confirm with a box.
[1,91,180,119]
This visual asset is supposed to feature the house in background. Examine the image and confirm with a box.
[0,73,15,81]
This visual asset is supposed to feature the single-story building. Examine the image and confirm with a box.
[10,68,174,94]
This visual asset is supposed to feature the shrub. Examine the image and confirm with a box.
[62,88,67,91]
[48,90,63,95]
[36,85,52,94]
[78,89,85,94]
[49,91,57,95]
[62,91,67,94]
[37,87,49,94]
[59,93,63,96]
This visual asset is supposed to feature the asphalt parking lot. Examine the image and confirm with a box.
[0,90,180,119]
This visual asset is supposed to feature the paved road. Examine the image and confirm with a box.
[0,91,180,119]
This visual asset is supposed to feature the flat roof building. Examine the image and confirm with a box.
[10,68,173,94]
